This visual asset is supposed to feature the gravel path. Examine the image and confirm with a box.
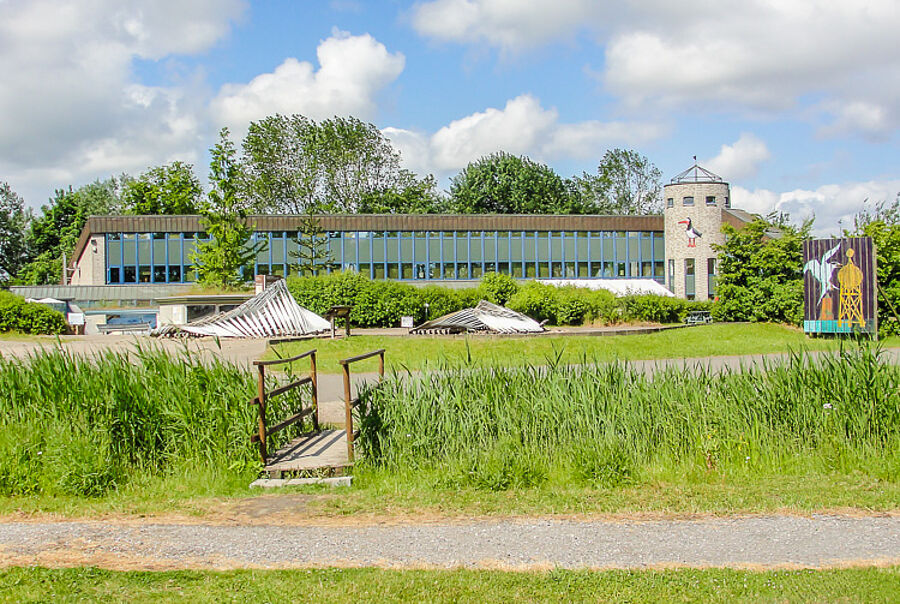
[1,516,897,570]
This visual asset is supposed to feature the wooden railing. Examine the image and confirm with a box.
[249,349,319,463]
[338,349,385,462]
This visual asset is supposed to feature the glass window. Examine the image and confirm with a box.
[683,196,694,206]
[167,236,181,264]
[400,234,413,262]
[356,233,370,262]
[401,263,413,279]
[107,238,122,266]
[667,198,674,208]
[123,266,136,283]
[139,265,151,283]
[563,232,577,264]
[471,263,483,279]
[137,234,152,265]
[685,258,696,300]
[153,266,166,282]
[708,258,717,299]
[271,235,286,265]
[108,267,120,284]
[725,196,730,208]
[617,262,626,277]
[168,266,182,282]
[387,263,399,279]
[457,264,469,279]
[706,196,716,206]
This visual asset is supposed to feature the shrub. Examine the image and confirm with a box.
[619,295,687,323]
[477,272,519,305]
[287,271,690,328]
[506,282,559,324]
[0,291,67,334]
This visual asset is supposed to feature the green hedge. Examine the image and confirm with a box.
[0,291,67,335]
[286,272,707,328]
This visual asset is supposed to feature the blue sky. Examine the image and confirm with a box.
[1,0,898,234]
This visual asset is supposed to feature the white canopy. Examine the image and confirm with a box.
[538,279,675,298]
[173,280,330,338]
[411,300,543,334]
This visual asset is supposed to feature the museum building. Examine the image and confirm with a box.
[57,163,755,301]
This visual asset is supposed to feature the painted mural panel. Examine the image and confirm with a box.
[802,237,877,334]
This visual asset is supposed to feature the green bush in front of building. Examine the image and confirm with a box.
[0,291,67,335]
[286,271,699,328]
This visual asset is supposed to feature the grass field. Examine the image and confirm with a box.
[268,323,897,374]
[1,566,897,603]
[1,343,897,521]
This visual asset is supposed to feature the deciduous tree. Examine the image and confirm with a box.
[242,114,439,214]
[448,152,581,214]
[713,214,809,324]
[17,178,123,285]
[0,182,28,281]
[122,162,203,215]
[574,148,663,215]
[849,195,900,334]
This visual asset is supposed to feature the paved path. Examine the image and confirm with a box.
[0,516,896,570]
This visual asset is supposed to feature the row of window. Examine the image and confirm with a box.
[105,230,666,284]
[666,196,731,208]
[667,258,716,300]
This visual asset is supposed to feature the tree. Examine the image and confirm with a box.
[0,182,29,281]
[448,152,582,214]
[242,114,320,213]
[292,213,335,276]
[573,148,663,215]
[191,128,264,289]
[241,114,440,214]
[122,161,203,215]
[712,214,810,324]
[17,178,123,285]
[849,195,900,335]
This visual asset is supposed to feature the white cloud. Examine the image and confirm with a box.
[732,180,900,236]
[211,31,405,135]
[412,0,900,137]
[384,94,666,177]
[0,0,245,205]
[411,0,600,52]
[818,100,893,141]
[704,134,771,181]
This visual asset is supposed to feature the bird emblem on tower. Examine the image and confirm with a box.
[678,218,702,247]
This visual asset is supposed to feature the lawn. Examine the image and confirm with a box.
[267,322,896,374]
[1,566,897,603]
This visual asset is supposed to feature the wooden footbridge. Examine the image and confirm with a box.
[250,348,385,479]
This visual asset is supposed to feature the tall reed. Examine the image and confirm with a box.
[357,345,900,489]
[0,345,304,497]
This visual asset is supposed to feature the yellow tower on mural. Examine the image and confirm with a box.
[837,248,864,328]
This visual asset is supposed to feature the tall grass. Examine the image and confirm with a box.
[0,345,307,497]
[357,345,900,489]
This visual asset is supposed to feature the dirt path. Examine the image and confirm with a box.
[0,515,896,571]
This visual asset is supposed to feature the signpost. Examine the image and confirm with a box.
[802,237,877,335]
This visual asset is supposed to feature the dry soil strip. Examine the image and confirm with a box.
[0,515,897,571]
